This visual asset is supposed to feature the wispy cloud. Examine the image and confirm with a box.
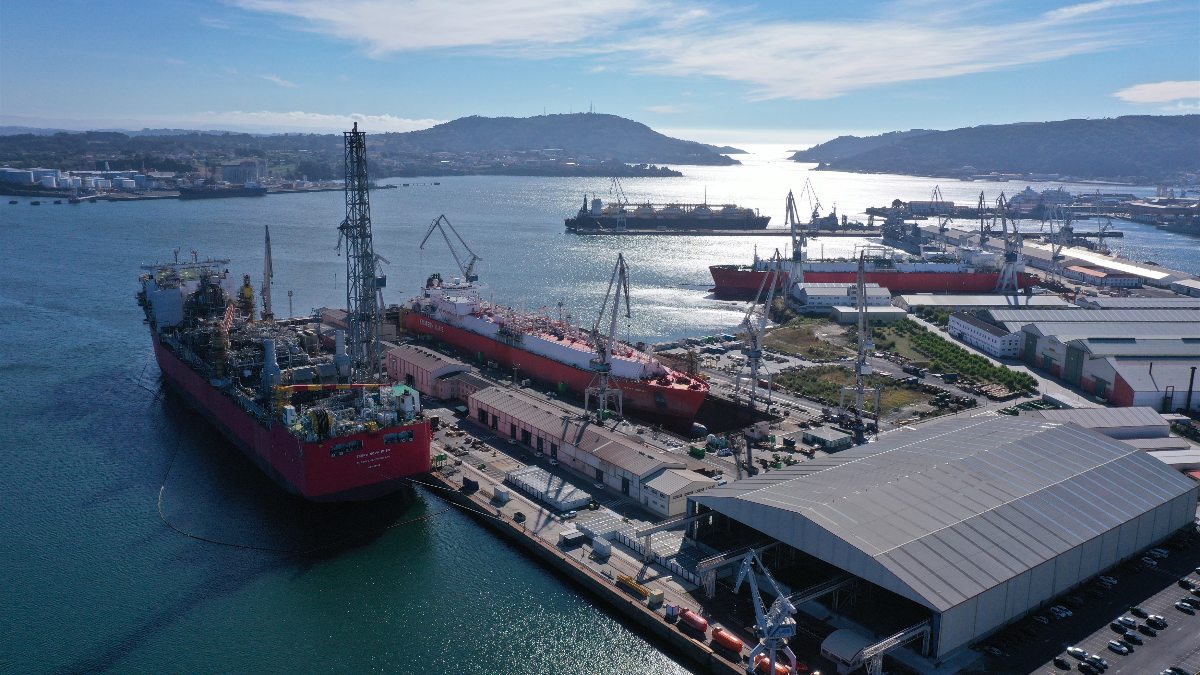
[232,0,1167,100]
[189,110,440,132]
[260,73,298,88]
[199,16,232,30]
[646,104,684,114]
[1114,80,1200,104]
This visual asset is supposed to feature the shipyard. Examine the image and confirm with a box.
[5,6,1200,670]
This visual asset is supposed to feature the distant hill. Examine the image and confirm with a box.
[794,115,1200,182]
[373,113,739,165]
[790,129,934,163]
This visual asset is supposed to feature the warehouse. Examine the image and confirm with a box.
[1170,279,1200,298]
[793,282,891,312]
[894,294,1070,312]
[947,312,1023,357]
[384,343,470,399]
[829,305,907,324]
[468,386,697,515]
[1018,322,1199,375]
[1076,296,1200,310]
[1061,265,1141,287]
[1021,406,1170,439]
[641,468,717,517]
[689,416,1199,660]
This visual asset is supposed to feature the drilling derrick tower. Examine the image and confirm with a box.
[338,123,384,382]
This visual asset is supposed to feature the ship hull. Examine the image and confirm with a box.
[709,265,1038,299]
[403,312,707,421]
[151,331,432,501]
[566,214,770,231]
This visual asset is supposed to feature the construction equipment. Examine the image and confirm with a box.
[261,224,274,321]
[733,549,798,675]
[736,249,784,473]
[419,214,482,283]
[336,122,384,382]
[585,253,631,423]
[838,252,882,443]
[993,193,1024,294]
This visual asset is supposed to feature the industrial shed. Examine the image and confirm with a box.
[689,416,1199,659]
[384,343,469,398]
[1021,406,1170,439]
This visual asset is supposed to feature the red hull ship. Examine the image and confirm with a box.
[710,264,1038,299]
[141,259,433,502]
[403,276,708,422]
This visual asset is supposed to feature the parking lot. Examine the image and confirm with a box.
[973,529,1200,675]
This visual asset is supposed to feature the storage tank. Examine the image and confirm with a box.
[82,177,96,188]
[679,609,708,635]
[117,178,136,190]
[40,175,57,188]
[711,627,744,653]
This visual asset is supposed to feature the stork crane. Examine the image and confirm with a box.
[994,193,1024,293]
[784,190,806,285]
[585,253,631,423]
[733,549,798,675]
[931,185,952,251]
[1046,205,1070,285]
[736,249,784,474]
[838,252,881,442]
[419,214,482,282]
[977,191,992,247]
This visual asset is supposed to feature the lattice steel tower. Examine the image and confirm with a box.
[338,123,382,381]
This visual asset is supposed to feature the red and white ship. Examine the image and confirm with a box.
[403,274,708,421]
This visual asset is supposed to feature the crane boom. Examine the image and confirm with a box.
[585,253,631,422]
[420,214,482,282]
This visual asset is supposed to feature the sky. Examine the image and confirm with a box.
[1,0,1197,145]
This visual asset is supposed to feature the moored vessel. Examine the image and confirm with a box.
[565,179,768,232]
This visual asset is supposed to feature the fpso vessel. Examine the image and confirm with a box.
[710,251,1037,299]
[403,274,708,421]
[139,257,432,501]
[566,195,769,231]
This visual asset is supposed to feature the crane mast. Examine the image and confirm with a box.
[261,224,274,320]
[784,190,806,285]
[733,549,798,675]
[419,214,482,282]
[737,249,783,474]
[838,252,881,443]
[586,253,631,423]
[994,193,1023,294]
[337,123,383,382]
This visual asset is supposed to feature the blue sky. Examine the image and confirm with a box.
[1,0,1197,144]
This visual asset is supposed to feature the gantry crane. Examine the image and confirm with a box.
[420,214,482,282]
[736,249,784,473]
[784,190,806,284]
[993,193,1024,294]
[733,549,798,675]
[585,253,631,423]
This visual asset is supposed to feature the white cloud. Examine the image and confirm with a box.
[232,0,655,55]
[646,104,684,114]
[1113,80,1200,104]
[232,0,1165,101]
[187,110,441,132]
[260,74,298,88]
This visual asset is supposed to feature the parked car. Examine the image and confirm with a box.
[1142,557,1159,568]
[1053,656,1071,670]
[1149,547,1169,558]
[1178,578,1196,590]
[1117,616,1137,628]
[1033,615,1051,625]
[1147,615,1168,629]
[1175,601,1195,614]
[560,510,577,520]
[1099,575,1119,585]
[1122,632,1143,645]
[1107,641,1129,655]
[1180,597,1200,609]
[1077,663,1098,675]
[1109,622,1127,633]
[1085,654,1109,669]
[1129,606,1149,618]
[1138,623,1158,637]
[1066,646,1088,659]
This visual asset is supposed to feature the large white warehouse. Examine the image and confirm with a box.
[689,416,1198,660]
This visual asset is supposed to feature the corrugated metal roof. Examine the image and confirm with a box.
[1020,322,1200,340]
[899,294,1070,308]
[1072,338,1200,358]
[1109,358,1200,393]
[644,468,716,496]
[983,308,1200,324]
[1083,297,1200,309]
[387,343,467,373]
[1023,407,1168,430]
[692,416,1198,613]
[471,386,682,477]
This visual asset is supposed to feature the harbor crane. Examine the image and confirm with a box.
[585,253,631,424]
[795,177,823,223]
[977,191,993,246]
[420,214,482,283]
[784,190,807,284]
[838,252,881,443]
[993,193,1024,294]
[736,249,784,473]
[931,185,952,251]
[733,549,799,675]
[1045,205,1070,285]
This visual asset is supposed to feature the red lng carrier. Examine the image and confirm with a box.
[139,258,432,501]
[403,274,708,421]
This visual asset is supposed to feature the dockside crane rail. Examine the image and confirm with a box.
[733,549,799,675]
[420,214,482,283]
[585,253,631,423]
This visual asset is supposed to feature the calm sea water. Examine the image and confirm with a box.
[0,146,1185,673]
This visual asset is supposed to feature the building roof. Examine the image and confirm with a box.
[983,308,1200,324]
[1109,358,1200,395]
[1020,322,1200,341]
[798,282,882,289]
[691,416,1197,613]
[1071,338,1200,358]
[952,311,1013,338]
[1080,297,1200,310]
[643,468,716,496]
[471,386,683,478]
[1023,406,1168,431]
[821,629,875,661]
[442,371,492,389]
[1124,437,1194,451]
[899,294,1070,308]
[803,426,853,443]
[388,343,467,373]
[1172,279,1200,291]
